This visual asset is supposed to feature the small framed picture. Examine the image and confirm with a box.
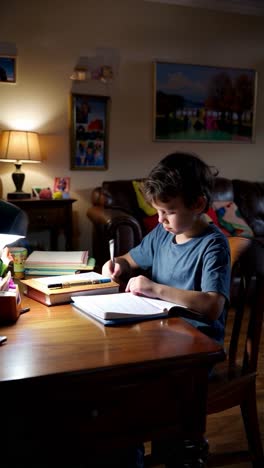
[70,93,110,170]
[54,177,70,193]
[0,56,16,83]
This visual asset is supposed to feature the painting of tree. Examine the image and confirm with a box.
[153,62,257,142]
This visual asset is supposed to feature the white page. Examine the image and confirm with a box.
[33,271,104,286]
[72,292,182,319]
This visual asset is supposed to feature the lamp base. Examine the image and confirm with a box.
[7,192,31,200]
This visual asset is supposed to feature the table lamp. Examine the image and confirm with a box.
[0,130,42,200]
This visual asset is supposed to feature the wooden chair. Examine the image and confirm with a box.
[147,237,264,467]
[207,237,264,467]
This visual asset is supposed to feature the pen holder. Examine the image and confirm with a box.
[0,285,21,324]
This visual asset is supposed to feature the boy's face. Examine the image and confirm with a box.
[152,196,202,235]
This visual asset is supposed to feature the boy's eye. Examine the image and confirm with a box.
[159,210,175,216]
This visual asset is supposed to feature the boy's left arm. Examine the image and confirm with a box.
[126,275,225,321]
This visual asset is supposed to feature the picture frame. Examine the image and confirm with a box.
[54,177,70,193]
[153,61,257,143]
[0,56,16,83]
[70,93,110,170]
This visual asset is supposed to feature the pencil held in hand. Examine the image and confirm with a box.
[109,239,115,266]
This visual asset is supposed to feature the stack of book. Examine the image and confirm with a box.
[21,272,119,306]
[24,250,95,276]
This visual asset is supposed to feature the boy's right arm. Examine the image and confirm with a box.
[102,253,139,281]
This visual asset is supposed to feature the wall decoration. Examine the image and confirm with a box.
[70,93,110,170]
[32,187,52,199]
[54,177,70,193]
[70,47,120,83]
[0,56,16,83]
[153,62,257,143]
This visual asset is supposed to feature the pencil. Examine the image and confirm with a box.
[47,278,111,289]
[109,239,115,266]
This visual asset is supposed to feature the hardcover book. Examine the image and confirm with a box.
[21,272,119,306]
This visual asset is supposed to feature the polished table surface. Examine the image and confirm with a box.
[0,295,225,463]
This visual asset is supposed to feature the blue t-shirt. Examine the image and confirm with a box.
[129,223,231,343]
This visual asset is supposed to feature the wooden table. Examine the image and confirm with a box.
[8,198,76,250]
[0,295,225,465]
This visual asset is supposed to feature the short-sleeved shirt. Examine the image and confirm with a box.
[129,223,231,343]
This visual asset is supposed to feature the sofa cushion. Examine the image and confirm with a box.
[102,180,141,215]
[204,207,230,236]
[205,201,254,238]
[212,177,234,202]
[132,180,157,216]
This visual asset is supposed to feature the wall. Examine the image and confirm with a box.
[0,0,264,252]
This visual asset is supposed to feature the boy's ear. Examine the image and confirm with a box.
[192,195,207,214]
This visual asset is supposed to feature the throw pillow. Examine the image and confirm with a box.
[143,214,159,233]
[132,180,157,217]
[204,207,230,236]
[206,201,254,238]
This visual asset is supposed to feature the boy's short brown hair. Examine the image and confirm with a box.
[143,152,217,212]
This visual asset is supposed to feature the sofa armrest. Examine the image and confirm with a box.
[87,206,143,268]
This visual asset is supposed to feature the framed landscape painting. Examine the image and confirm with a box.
[153,62,257,143]
[70,93,110,170]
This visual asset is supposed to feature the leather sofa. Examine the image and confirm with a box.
[87,177,264,270]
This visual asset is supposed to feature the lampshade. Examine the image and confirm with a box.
[0,130,42,200]
[0,130,42,163]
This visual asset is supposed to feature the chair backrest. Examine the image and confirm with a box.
[226,237,264,375]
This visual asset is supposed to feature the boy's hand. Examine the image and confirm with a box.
[125,275,158,298]
[102,260,122,280]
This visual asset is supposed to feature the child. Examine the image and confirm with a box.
[102,151,231,467]
[103,151,231,344]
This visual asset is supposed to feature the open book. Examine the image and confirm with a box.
[72,292,187,325]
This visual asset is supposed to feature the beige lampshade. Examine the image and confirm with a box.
[0,130,42,163]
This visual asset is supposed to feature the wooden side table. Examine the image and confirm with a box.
[9,198,77,250]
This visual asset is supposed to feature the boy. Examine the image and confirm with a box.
[102,151,231,467]
[103,152,230,343]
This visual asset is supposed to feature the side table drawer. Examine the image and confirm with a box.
[27,207,67,228]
